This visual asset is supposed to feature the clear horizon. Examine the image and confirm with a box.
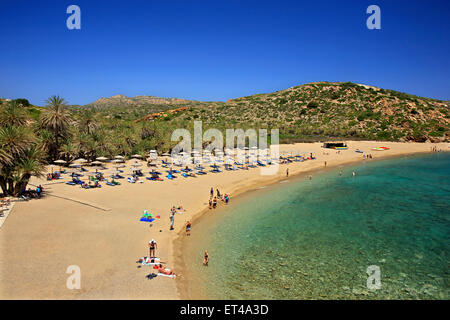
[1,0,449,105]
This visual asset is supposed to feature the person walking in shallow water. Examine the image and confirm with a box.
[185,221,191,236]
[203,250,209,266]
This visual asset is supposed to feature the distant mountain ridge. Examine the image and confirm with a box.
[87,94,198,109]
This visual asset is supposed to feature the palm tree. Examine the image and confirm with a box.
[0,124,43,196]
[59,141,79,163]
[12,147,45,195]
[40,95,71,160]
[0,101,28,127]
[78,109,98,135]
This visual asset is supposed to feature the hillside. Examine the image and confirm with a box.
[72,94,208,122]
[87,94,197,109]
[174,82,449,143]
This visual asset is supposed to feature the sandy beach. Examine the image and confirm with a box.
[0,141,448,299]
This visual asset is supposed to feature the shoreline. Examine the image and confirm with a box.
[0,141,448,299]
[172,147,448,299]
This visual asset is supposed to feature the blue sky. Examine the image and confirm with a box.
[0,0,449,105]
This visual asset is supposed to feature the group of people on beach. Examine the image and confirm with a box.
[363,154,373,159]
[46,172,61,180]
[20,185,43,200]
[431,146,443,152]
[208,187,230,209]
[143,238,178,277]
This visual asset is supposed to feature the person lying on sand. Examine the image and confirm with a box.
[156,264,177,276]
[138,257,166,264]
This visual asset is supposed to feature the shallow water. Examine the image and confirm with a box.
[182,153,450,299]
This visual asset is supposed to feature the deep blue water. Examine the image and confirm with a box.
[183,153,450,299]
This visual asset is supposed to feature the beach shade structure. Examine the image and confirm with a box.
[69,163,81,168]
[91,161,103,166]
[161,152,171,157]
[54,159,67,172]
[131,154,142,159]
[114,155,125,160]
[96,156,108,161]
[74,158,87,164]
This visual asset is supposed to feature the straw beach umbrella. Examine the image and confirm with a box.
[54,159,66,172]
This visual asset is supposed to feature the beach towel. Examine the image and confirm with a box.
[140,257,161,265]
[157,273,176,278]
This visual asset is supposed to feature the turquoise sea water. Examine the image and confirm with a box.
[182,153,450,299]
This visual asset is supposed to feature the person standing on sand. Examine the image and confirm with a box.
[286,168,289,177]
[170,212,175,230]
[209,198,212,209]
[203,250,209,266]
[186,221,191,236]
[210,187,214,197]
[149,239,157,258]
[324,161,327,167]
